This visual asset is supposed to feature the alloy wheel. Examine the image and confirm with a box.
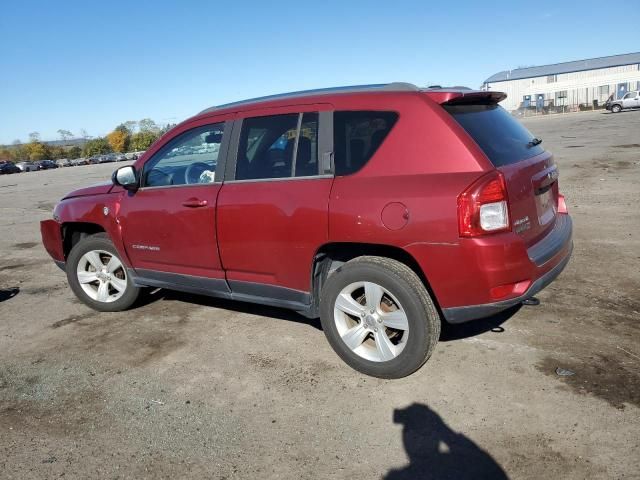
[333,281,409,362]
[76,250,127,303]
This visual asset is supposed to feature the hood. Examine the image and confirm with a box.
[63,181,114,199]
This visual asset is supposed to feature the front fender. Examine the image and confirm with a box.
[53,192,132,268]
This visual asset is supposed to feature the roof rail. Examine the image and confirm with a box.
[199,82,420,114]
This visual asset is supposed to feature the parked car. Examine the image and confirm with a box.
[115,154,127,162]
[40,83,573,378]
[607,90,640,113]
[124,152,138,160]
[56,158,72,168]
[88,156,102,165]
[37,159,58,170]
[74,158,89,166]
[99,154,116,163]
[0,161,21,174]
[15,161,38,172]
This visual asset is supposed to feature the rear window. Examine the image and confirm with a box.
[444,104,544,167]
[334,111,398,175]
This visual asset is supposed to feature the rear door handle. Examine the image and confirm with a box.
[182,198,208,208]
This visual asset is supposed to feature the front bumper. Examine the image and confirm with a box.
[442,214,573,323]
[40,219,65,267]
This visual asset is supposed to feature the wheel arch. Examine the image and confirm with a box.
[62,222,106,258]
[309,242,442,318]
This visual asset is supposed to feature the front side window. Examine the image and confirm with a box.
[143,123,224,187]
[333,111,398,176]
[624,92,637,99]
[236,113,319,180]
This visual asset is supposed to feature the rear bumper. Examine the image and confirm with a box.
[442,214,573,323]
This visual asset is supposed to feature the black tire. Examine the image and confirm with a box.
[66,233,140,312]
[319,256,441,379]
[611,104,622,113]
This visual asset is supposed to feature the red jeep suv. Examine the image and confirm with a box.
[41,83,572,378]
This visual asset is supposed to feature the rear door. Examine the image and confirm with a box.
[217,105,333,298]
[444,102,558,246]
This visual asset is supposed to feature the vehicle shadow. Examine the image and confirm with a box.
[0,287,19,303]
[385,403,509,480]
[137,288,322,330]
[136,288,524,337]
[439,304,521,342]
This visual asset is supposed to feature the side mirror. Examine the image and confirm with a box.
[112,165,139,192]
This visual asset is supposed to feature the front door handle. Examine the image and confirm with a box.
[182,198,208,208]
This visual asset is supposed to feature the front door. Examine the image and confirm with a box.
[217,107,333,302]
[119,121,229,281]
[622,91,639,109]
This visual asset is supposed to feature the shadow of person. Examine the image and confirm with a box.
[0,287,19,303]
[385,403,508,480]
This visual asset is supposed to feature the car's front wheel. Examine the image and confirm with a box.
[66,233,140,312]
[611,104,622,113]
[319,256,440,378]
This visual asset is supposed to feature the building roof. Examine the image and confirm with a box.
[484,52,640,84]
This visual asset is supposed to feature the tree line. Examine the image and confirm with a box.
[0,119,176,162]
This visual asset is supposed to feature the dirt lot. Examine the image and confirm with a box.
[1,111,639,479]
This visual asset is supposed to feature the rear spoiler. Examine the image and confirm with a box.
[423,90,507,105]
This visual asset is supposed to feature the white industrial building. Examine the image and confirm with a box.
[482,52,640,112]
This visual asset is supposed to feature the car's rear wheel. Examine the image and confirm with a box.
[611,104,622,113]
[319,256,440,378]
[66,233,140,312]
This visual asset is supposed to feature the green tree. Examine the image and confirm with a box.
[123,120,138,133]
[130,130,159,151]
[27,141,50,160]
[67,146,82,159]
[49,145,67,160]
[138,118,159,133]
[57,129,74,142]
[11,140,27,161]
[29,132,41,142]
[83,137,111,157]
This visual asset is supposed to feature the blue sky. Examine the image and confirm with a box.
[1,0,638,144]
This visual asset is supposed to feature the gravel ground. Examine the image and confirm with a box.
[1,110,639,479]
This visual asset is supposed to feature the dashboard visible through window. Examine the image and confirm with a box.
[143,123,224,187]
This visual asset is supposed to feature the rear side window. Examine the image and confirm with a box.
[444,104,543,167]
[236,113,319,180]
[334,111,398,175]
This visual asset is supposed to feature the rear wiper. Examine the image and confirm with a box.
[527,137,543,148]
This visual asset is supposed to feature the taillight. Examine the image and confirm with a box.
[458,171,510,237]
[557,194,568,214]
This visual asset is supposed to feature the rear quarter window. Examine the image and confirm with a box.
[334,111,398,175]
[444,104,544,167]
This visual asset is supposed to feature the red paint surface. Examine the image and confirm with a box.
[41,88,572,311]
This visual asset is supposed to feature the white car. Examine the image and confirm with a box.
[608,91,640,113]
[15,161,38,172]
